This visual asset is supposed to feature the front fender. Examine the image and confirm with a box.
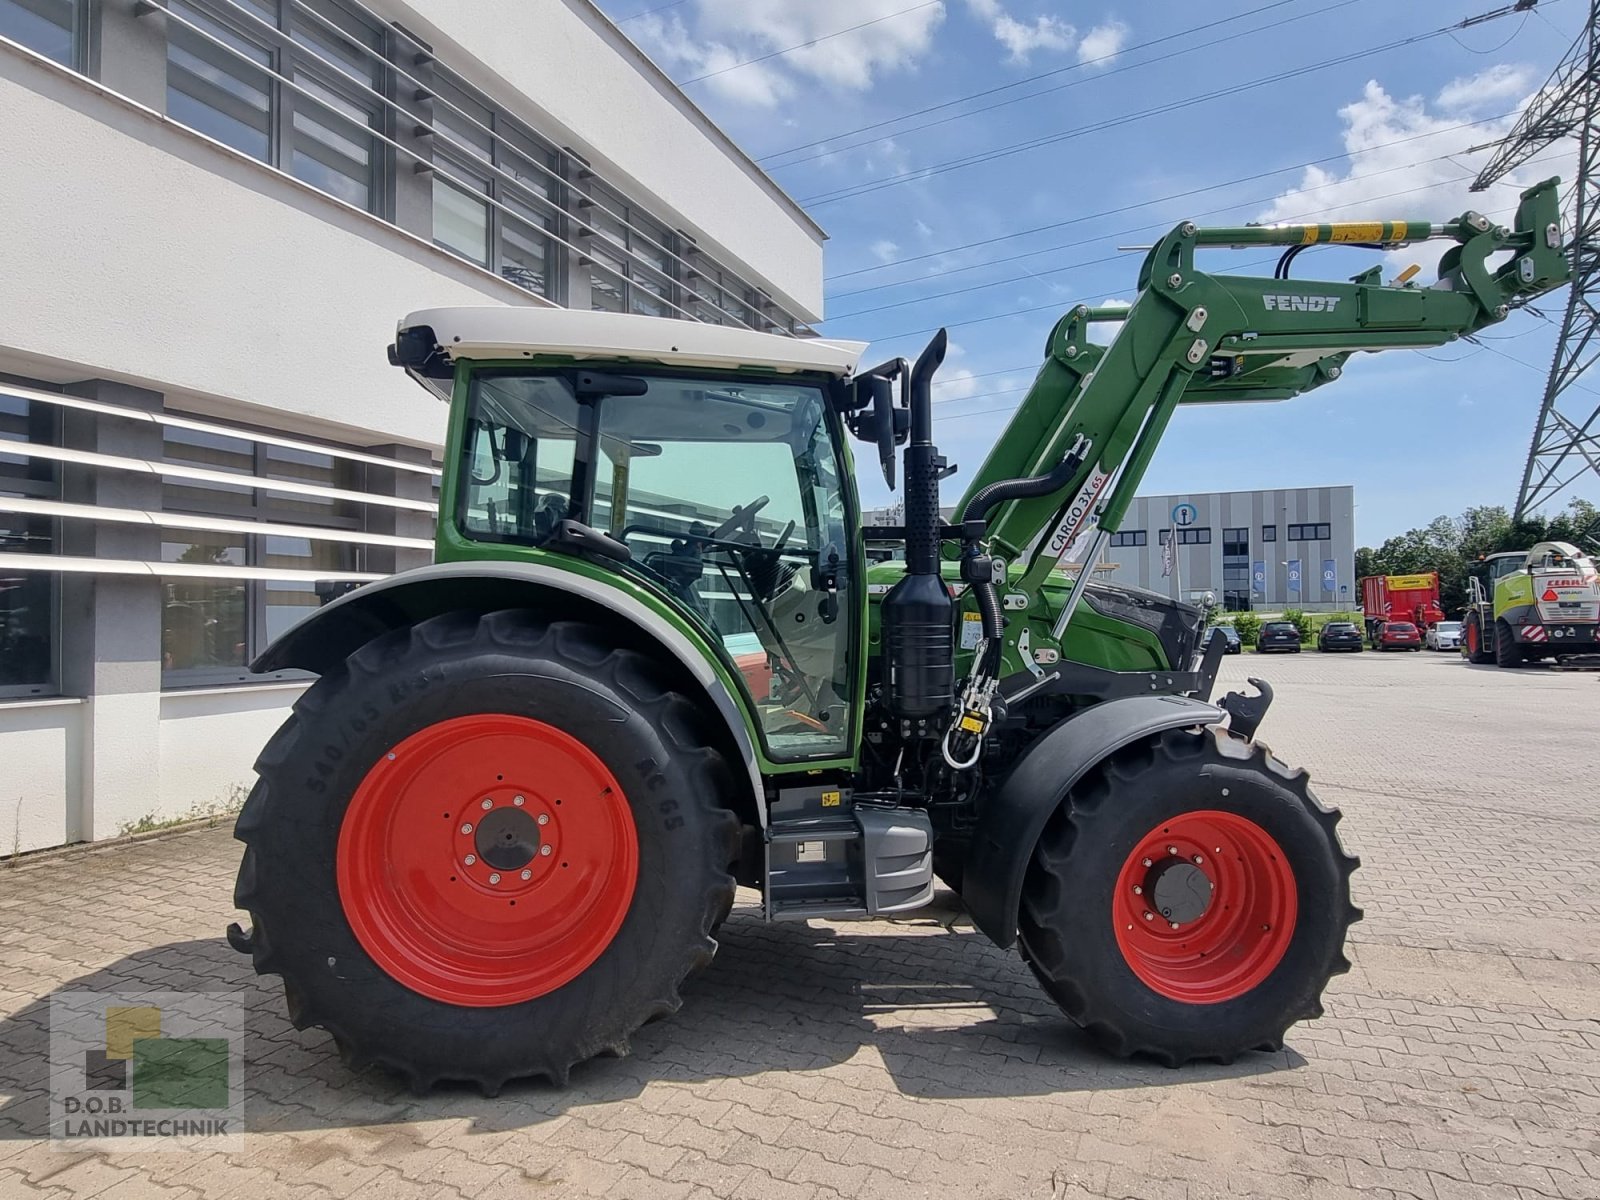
[254,560,765,810]
[962,694,1226,948]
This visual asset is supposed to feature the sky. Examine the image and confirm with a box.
[592,0,1590,547]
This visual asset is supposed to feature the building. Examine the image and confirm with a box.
[1095,486,1356,613]
[0,0,826,853]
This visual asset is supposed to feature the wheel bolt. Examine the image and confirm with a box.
[537,813,549,826]
[460,823,473,835]
[1143,911,1154,921]
[464,854,476,866]
[488,873,500,885]
[1262,924,1271,932]
[1193,855,1204,865]
[1169,922,1180,930]
[1132,885,1143,895]
[521,869,532,880]
[514,795,525,806]
[1141,857,1152,867]
[1167,845,1178,856]
[481,798,493,810]
[540,845,553,856]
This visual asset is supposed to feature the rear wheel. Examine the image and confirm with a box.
[1018,728,1359,1066]
[1464,613,1494,663]
[233,612,740,1092]
[1494,619,1526,668]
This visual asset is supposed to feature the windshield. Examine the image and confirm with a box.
[1387,623,1415,632]
[1266,622,1295,632]
[458,369,854,761]
[1436,621,1462,632]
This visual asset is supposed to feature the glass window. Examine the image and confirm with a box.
[434,175,491,265]
[1108,531,1145,548]
[458,370,852,758]
[0,0,76,65]
[161,536,248,674]
[1177,528,1210,545]
[1222,527,1248,556]
[1261,524,1276,542]
[166,2,274,162]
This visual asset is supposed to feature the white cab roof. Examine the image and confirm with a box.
[401,307,867,378]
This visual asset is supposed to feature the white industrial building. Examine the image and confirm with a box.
[0,0,826,852]
[1096,486,1357,613]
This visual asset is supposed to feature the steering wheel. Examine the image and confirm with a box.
[712,495,770,541]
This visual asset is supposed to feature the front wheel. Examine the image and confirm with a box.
[1018,728,1360,1065]
[233,612,740,1092]
[1494,619,1526,668]
[1464,613,1494,663]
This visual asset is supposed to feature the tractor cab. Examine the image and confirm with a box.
[397,307,873,761]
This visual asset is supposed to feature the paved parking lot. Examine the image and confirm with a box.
[2,649,1598,1199]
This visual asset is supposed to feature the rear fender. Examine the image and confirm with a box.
[253,561,764,816]
[962,694,1226,948]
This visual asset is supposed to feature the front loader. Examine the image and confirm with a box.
[229,180,1569,1091]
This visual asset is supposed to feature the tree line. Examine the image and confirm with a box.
[1354,497,1597,618]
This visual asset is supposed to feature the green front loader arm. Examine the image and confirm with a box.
[953,179,1569,598]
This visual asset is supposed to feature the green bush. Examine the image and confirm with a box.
[1232,612,1262,646]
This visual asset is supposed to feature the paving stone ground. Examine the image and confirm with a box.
[2,649,1598,1199]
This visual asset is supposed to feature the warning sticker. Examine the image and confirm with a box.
[960,611,985,649]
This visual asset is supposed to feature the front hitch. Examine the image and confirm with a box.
[1219,677,1273,741]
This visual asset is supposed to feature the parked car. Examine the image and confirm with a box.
[1207,624,1242,654]
[1425,620,1462,651]
[1257,620,1302,653]
[1317,621,1364,652]
[1374,621,1423,651]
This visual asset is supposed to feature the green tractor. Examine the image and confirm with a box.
[228,182,1568,1091]
[1462,541,1600,666]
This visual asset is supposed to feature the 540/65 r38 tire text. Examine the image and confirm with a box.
[232,611,740,1093]
[1019,727,1360,1066]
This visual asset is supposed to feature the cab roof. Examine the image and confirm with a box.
[398,307,868,379]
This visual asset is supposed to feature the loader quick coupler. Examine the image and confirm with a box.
[1218,678,1274,741]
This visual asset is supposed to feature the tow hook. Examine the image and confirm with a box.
[1219,678,1273,741]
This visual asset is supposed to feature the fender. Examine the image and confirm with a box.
[962,694,1226,948]
[252,560,765,809]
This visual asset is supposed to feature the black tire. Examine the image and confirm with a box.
[233,612,740,1093]
[1494,619,1525,668]
[1018,727,1360,1066]
[1464,613,1494,664]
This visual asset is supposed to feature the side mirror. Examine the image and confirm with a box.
[845,375,906,490]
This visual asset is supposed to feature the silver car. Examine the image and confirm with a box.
[1425,620,1462,651]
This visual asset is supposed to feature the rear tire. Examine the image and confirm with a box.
[1494,619,1525,668]
[233,611,740,1092]
[1018,728,1359,1066]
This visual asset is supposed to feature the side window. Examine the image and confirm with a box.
[459,375,580,544]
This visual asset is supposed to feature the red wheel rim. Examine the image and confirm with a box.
[337,714,638,1007]
[1112,810,1297,1004]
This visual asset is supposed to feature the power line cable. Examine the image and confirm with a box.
[679,1,941,84]
[826,112,1516,291]
[799,9,1534,209]
[615,0,690,23]
[757,0,1317,164]
[767,0,1361,172]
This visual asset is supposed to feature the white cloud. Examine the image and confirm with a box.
[1258,68,1575,273]
[913,218,935,239]
[1077,20,1127,65]
[870,239,901,263]
[636,1,948,107]
[965,0,1076,65]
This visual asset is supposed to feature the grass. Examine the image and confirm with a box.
[115,783,250,840]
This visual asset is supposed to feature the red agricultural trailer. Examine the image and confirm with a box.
[1359,572,1446,643]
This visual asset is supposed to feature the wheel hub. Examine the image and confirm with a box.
[1146,857,1213,925]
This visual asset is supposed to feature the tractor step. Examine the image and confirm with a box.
[764,796,934,922]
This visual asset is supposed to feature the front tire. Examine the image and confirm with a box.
[233,612,740,1092]
[1464,613,1494,663]
[1018,728,1359,1066]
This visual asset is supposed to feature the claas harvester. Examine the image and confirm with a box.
[228,181,1569,1091]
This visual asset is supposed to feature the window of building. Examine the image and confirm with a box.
[581,182,675,317]
[165,0,389,215]
[159,424,364,686]
[1222,527,1248,557]
[429,72,559,297]
[1108,530,1146,547]
[0,388,59,697]
[1261,524,1276,542]
[0,0,83,66]
[1287,523,1331,541]
[1177,528,1210,545]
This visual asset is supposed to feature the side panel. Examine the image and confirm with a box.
[251,561,766,811]
[962,694,1226,948]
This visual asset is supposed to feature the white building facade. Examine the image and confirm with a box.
[0,0,825,852]
[1094,486,1357,614]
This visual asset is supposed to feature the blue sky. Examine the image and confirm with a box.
[595,0,1588,546]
